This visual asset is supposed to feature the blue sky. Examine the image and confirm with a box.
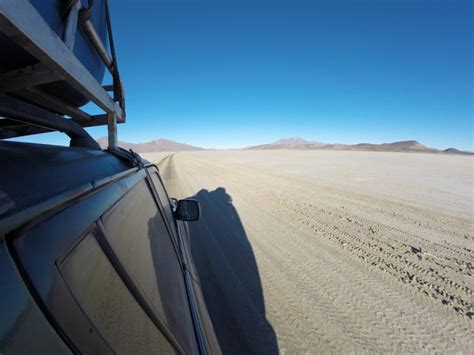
[20,0,473,150]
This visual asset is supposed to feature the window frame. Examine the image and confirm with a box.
[144,164,212,354]
[98,175,199,353]
[146,167,178,228]
[144,165,183,264]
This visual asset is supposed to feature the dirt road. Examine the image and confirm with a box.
[144,150,473,353]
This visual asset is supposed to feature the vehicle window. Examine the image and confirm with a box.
[59,233,174,354]
[101,179,197,353]
[149,169,178,237]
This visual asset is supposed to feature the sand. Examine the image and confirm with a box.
[143,150,474,353]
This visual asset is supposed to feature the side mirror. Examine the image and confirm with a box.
[175,199,200,221]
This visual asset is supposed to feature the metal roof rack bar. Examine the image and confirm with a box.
[0,121,53,139]
[0,0,125,149]
[0,63,60,95]
[15,88,94,122]
[0,95,100,149]
[0,0,123,120]
[0,113,109,140]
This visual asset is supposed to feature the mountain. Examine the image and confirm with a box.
[96,137,204,152]
[249,136,326,149]
[443,148,473,155]
[247,138,471,155]
[272,137,323,145]
[348,140,436,152]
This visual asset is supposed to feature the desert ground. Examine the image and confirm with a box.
[143,150,474,353]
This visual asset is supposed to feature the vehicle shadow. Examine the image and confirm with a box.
[185,187,278,354]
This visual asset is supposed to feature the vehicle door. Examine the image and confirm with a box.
[9,172,198,353]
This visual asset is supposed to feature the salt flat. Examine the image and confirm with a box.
[143,150,473,353]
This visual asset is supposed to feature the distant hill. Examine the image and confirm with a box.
[442,148,472,155]
[96,137,204,152]
[272,136,324,145]
[247,138,472,155]
[347,140,437,153]
[250,136,327,150]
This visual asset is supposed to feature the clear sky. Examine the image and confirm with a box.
[20,0,474,150]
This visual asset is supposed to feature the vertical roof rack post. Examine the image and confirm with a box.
[108,105,118,149]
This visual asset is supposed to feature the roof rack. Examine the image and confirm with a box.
[0,0,125,149]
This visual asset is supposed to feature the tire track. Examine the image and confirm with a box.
[155,151,474,353]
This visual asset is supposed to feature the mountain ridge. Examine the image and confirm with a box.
[247,138,472,154]
[95,136,471,155]
[96,137,204,152]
